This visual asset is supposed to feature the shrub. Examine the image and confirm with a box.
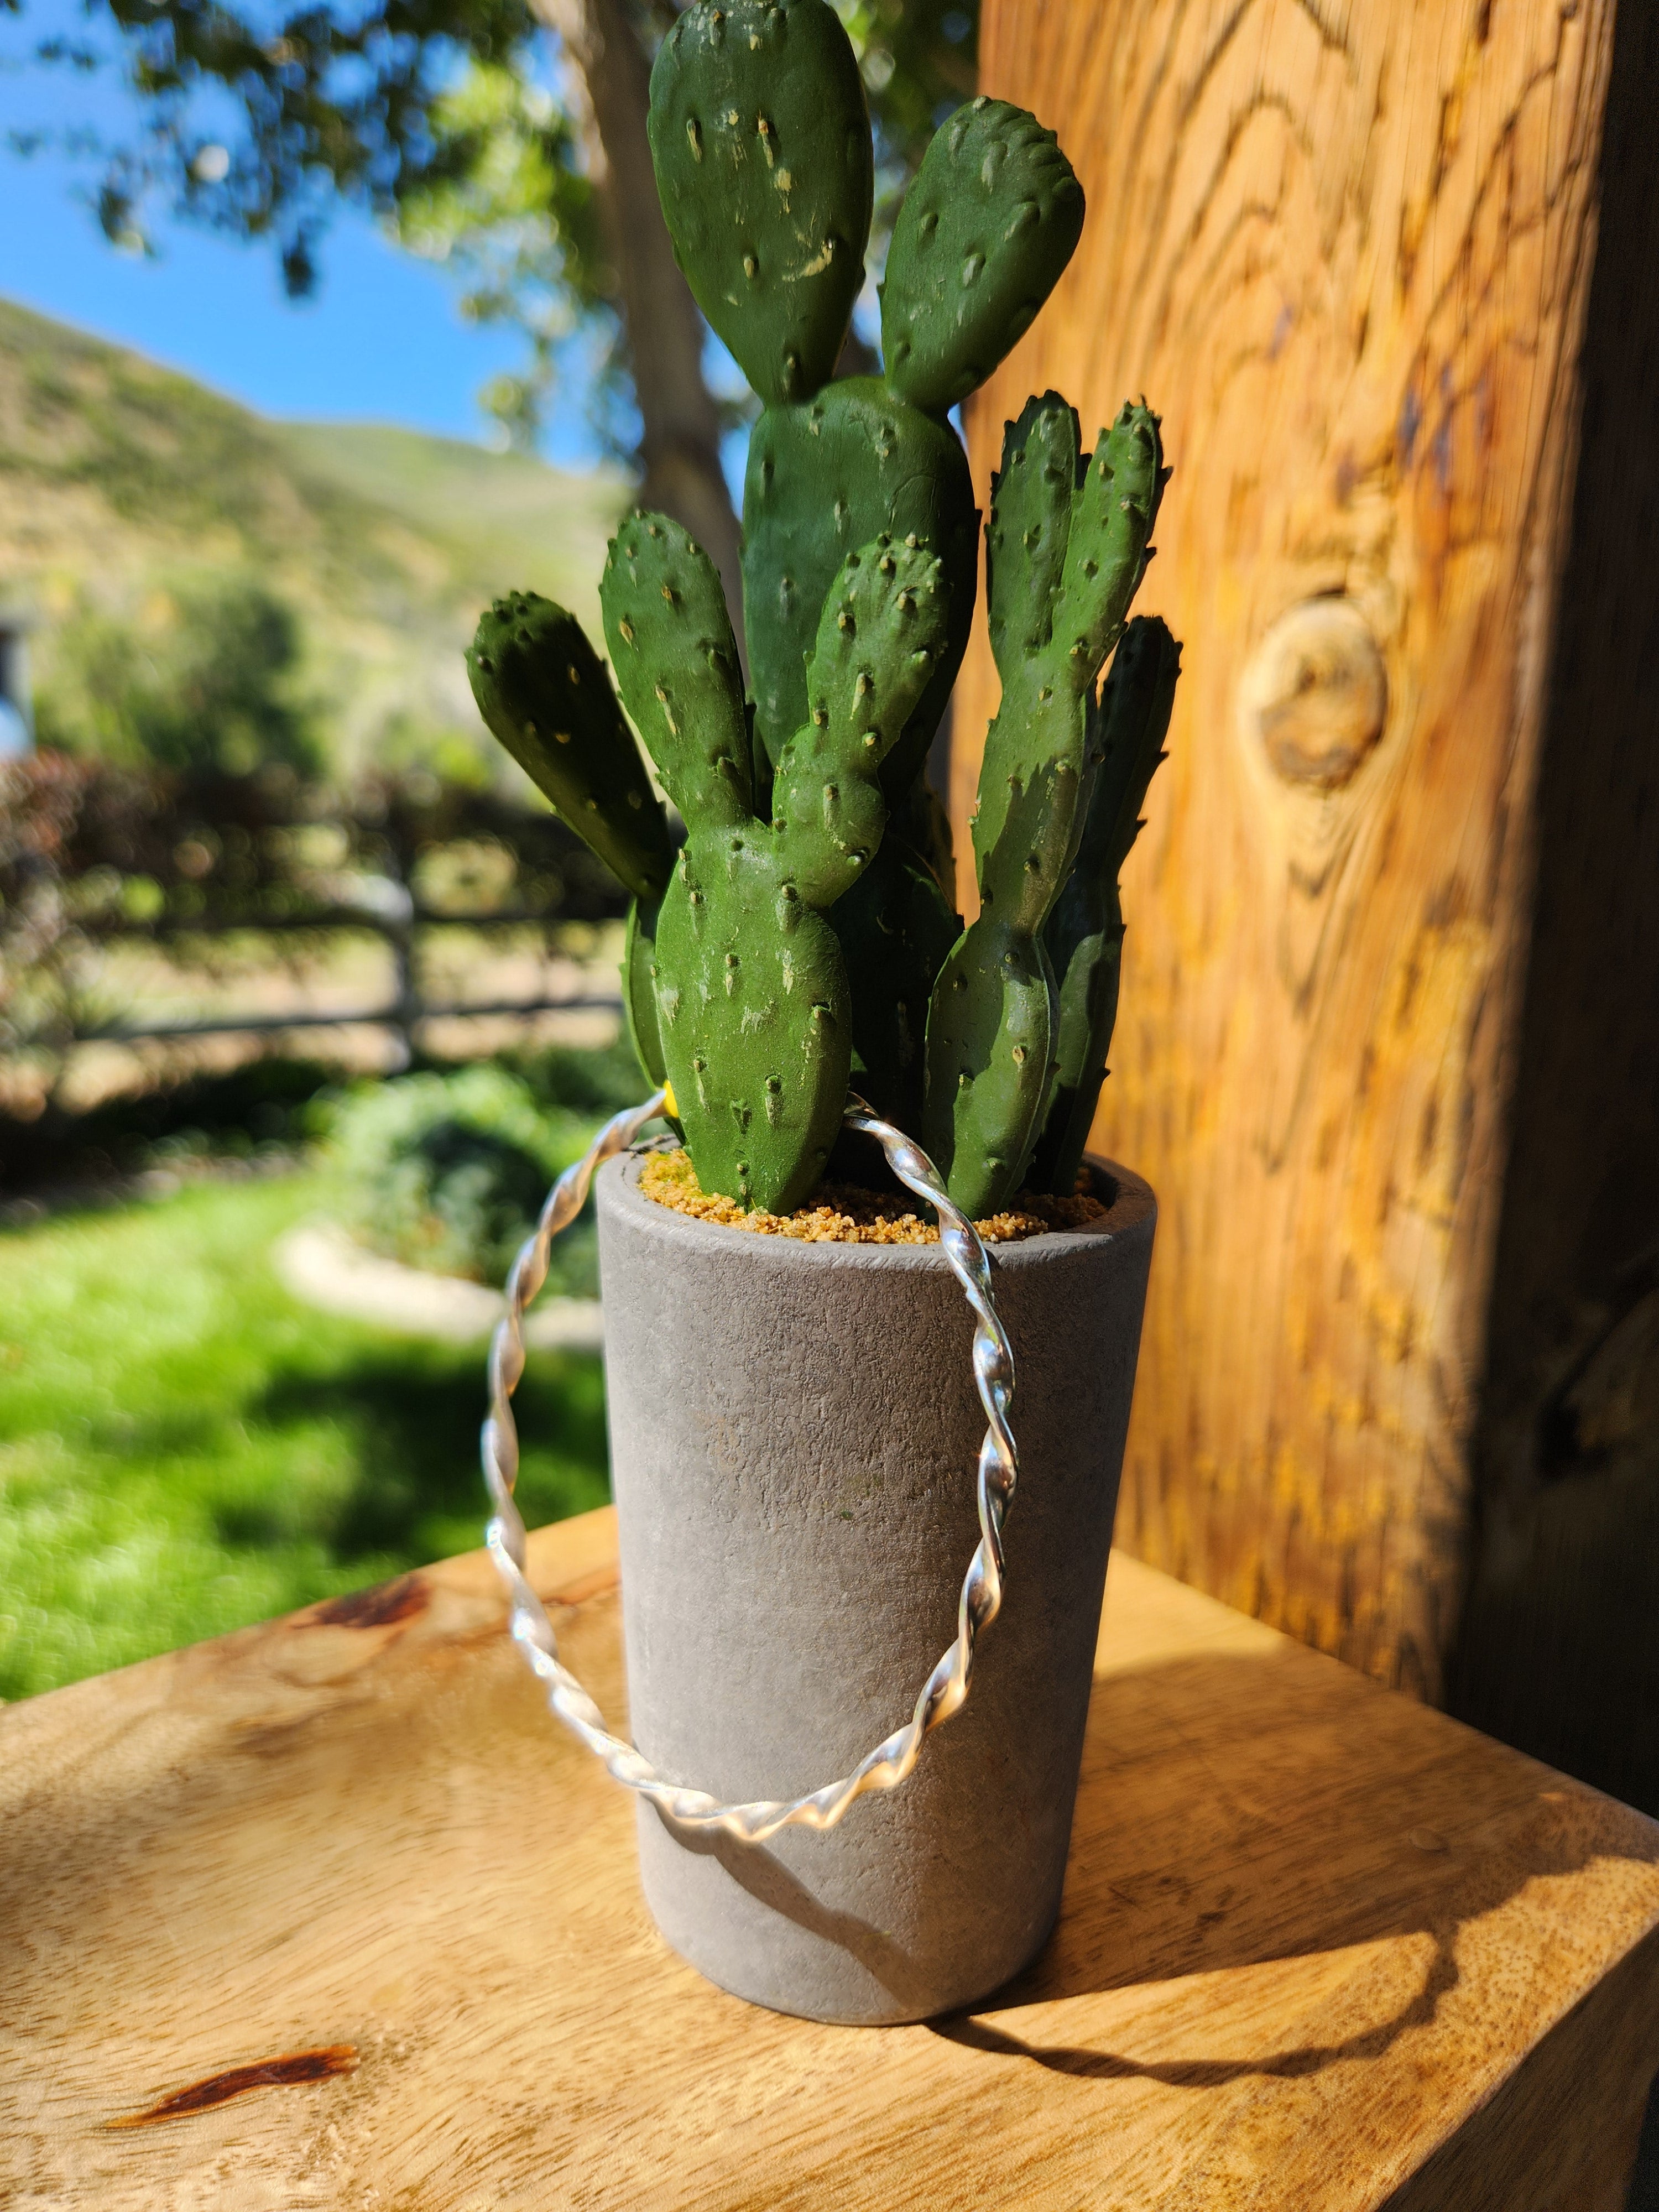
[509,1032,649,1118]
[35,575,322,780]
[331,1065,597,1291]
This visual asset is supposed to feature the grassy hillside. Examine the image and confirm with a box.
[0,298,624,775]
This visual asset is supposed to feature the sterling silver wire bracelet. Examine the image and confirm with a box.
[481,1091,1018,1845]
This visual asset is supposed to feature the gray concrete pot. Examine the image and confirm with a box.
[594,1150,1155,2025]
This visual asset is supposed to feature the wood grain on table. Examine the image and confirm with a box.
[4,1505,1657,2210]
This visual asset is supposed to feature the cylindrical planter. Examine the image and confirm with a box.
[594,1150,1155,2025]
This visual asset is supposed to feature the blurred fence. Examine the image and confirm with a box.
[0,753,630,1083]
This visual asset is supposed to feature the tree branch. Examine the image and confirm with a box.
[530,0,745,654]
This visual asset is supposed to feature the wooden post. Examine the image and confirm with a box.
[956,0,1659,1807]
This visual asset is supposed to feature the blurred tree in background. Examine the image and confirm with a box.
[13,0,978,625]
[35,576,322,778]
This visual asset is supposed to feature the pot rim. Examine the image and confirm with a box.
[596,1149,1155,1275]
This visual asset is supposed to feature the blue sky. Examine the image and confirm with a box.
[0,23,603,465]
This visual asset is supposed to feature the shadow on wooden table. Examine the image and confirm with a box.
[663,1634,1644,2089]
[933,1951,1461,2089]
[902,1631,1659,2210]
[921,1637,1653,2084]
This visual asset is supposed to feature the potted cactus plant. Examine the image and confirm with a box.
[468,0,1181,2026]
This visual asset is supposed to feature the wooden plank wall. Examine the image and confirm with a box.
[953,0,1659,1808]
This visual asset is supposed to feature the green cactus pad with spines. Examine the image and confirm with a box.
[923,920,1055,1218]
[654,855,850,1212]
[647,0,872,409]
[466,592,675,903]
[1036,874,1121,1189]
[984,394,1079,666]
[1050,400,1167,688]
[1075,615,1181,892]
[970,399,1165,887]
[601,513,752,832]
[1030,617,1180,1196]
[602,526,941,1212]
[623,894,669,1091]
[881,98,1084,418]
[742,377,978,778]
[923,399,1167,1214]
[771,536,947,904]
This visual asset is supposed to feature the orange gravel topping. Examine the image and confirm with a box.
[638,1149,1109,1245]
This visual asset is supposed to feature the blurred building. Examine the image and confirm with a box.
[0,607,33,757]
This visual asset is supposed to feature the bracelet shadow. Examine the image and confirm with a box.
[929,1933,1463,2086]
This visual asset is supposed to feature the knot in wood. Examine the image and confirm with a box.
[1241,598,1387,789]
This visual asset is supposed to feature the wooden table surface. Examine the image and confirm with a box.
[4,1505,1657,2211]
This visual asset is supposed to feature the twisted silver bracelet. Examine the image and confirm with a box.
[481,1092,1018,1844]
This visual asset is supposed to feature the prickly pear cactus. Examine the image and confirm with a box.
[1029,616,1181,1198]
[467,0,1182,1220]
[881,99,1085,417]
[602,513,946,1212]
[645,13,1093,1146]
[743,380,977,789]
[467,592,675,902]
[646,0,872,410]
[923,398,1169,1217]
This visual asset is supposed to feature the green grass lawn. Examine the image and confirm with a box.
[0,1170,609,1701]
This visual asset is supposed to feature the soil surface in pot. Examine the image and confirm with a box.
[638,1147,1112,1245]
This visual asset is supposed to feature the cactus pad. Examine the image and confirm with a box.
[971,399,1165,881]
[923,399,1168,1214]
[1030,616,1180,1196]
[466,592,675,902]
[984,392,1079,667]
[771,535,948,903]
[648,0,872,408]
[652,852,851,1212]
[623,894,669,1090]
[602,513,753,831]
[742,376,978,777]
[882,99,1084,418]
[923,920,1055,1218]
